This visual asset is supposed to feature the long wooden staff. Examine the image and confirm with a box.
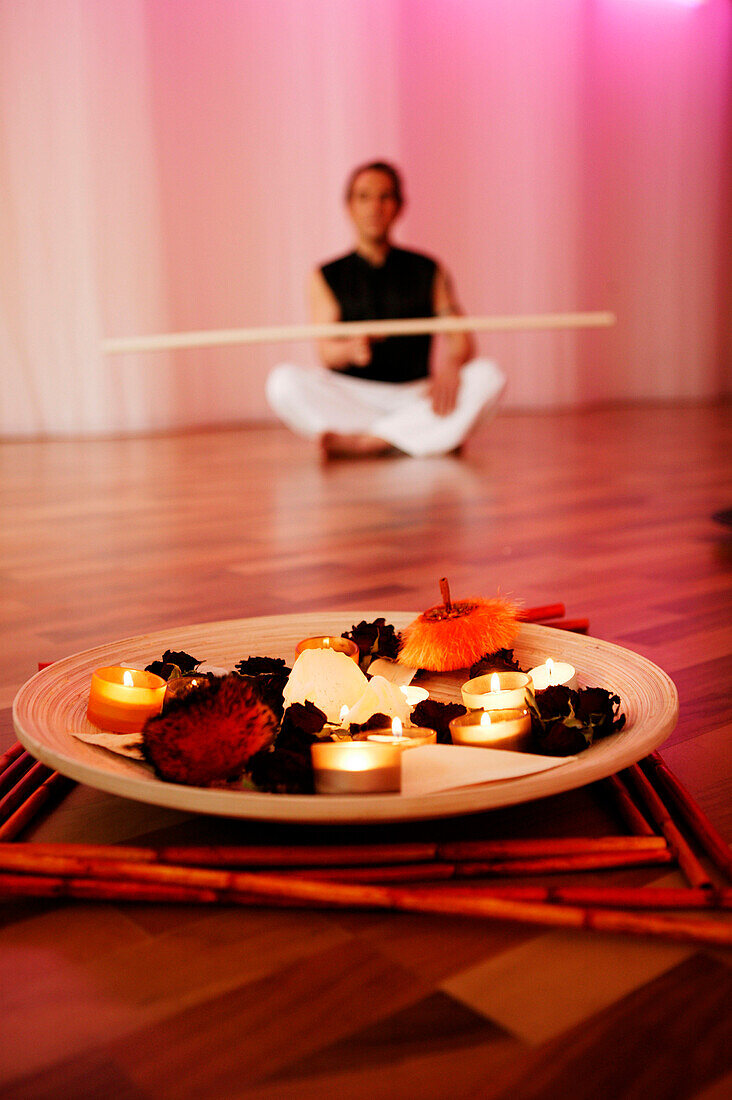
[101,310,616,355]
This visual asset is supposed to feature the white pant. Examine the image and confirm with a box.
[266,358,505,457]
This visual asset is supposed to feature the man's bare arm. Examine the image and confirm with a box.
[309,269,371,370]
[428,266,475,415]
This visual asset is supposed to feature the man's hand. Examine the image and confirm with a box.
[343,336,372,367]
[429,359,461,416]
[311,269,373,370]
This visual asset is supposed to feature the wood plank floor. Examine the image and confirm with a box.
[1,401,731,1098]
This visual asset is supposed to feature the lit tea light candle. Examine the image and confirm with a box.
[400,685,430,707]
[528,657,578,691]
[449,708,531,751]
[87,667,167,734]
[295,635,360,662]
[362,715,436,751]
[311,740,402,794]
[461,671,532,711]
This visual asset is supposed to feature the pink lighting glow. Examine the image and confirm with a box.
[616,1,707,6]
[0,0,729,436]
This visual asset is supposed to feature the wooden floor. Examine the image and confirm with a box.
[1,402,731,1098]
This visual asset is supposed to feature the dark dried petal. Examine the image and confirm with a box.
[161,649,202,674]
[469,649,522,677]
[242,669,289,721]
[349,712,391,735]
[572,687,620,725]
[248,747,315,794]
[530,717,588,757]
[279,701,327,744]
[145,661,183,681]
[412,699,467,744]
[342,618,400,662]
[235,656,291,677]
[533,684,573,719]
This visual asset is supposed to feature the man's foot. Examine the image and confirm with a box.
[319,432,395,459]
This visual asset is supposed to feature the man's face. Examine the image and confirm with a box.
[347,170,401,243]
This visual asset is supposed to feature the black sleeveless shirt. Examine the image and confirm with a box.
[320,247,437,382]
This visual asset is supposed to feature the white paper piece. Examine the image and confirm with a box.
[367,658,417,687]
[70,729,145,760]
[401,743,575,797]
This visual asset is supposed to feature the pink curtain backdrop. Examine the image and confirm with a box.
[0,0,729,437]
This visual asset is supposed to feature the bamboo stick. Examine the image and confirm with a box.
[1,871,729,913]
[0,835,667,873]
[0,840,439,868]
[0,761,52,820]
[0,845,671,890]
[384,889,732,948]
[602,773,656,837]
[436,836,667,860]
[0,742,24,776]
[0,773,74,842]
[642,753,732,882]
[101,311,617,356]
[0,844,674,888]
[163,841,437,867]
[423,884,732,911]
[0,750,37,798]
[540,618,590,634]
[0,862,729,948]
[451,851,673,876]
[0,872,221,906]
[287,863,457,884]
[518,603,565,623]
[287,849,673,882]
[623,764,713,890]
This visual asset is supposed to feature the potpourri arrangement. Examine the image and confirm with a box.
[79,586,625,794]
[132,635,623,795]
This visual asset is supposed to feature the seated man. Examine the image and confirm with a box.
[266,161,504,458]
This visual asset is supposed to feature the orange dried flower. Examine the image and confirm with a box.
[398,581,520,672]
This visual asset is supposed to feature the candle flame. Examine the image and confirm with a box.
[323,637,330,647]
[490,672,501,693]
[546,657,554,683]
[480,711,492,727]
[123,670,134,688]
[391,716,403,740]
[339,704,349,723]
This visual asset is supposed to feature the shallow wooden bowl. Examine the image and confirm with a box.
[13,612,678,824]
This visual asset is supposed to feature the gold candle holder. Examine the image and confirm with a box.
[357,719,436,751]
[528,658,578,691]
[311,741,402,794]
[461,670,532,711]
[449,708,532,751]
[295,635,360,662]
[87,667,166,734]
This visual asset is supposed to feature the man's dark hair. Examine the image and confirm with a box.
[345,161,404,208]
